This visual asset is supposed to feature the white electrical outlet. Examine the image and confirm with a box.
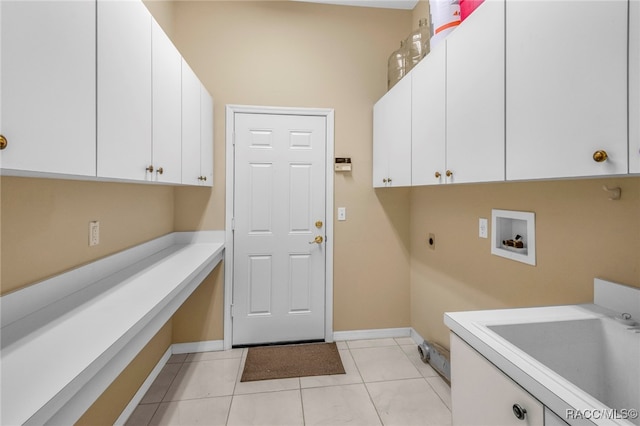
[337,207,346,221]
[89,221,100,246]
[479,218,488,239]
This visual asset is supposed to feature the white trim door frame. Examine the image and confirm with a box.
[224,105,334,349]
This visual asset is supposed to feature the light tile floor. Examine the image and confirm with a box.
[125,337,452,426]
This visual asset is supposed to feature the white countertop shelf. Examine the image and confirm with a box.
[0,231,224,426]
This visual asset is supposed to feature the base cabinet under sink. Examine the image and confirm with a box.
[451,332,545,425]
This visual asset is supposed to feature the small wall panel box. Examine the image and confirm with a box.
[335,158,352,172]
[491,209,536,266]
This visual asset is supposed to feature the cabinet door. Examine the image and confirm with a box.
[451,333,544,426]
[630,0,640,174]
[200,84,214,187]
[97,0,152,181]
[0,1,96,176]
[446,0,505,184]
[152,18,182,184]
[181,60,202,185]
[506,0,628,180]
[412,43,446,186]
[372,75,412,188]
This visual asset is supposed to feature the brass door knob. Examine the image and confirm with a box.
[156,167,164,175]
[309,235,324,244]
[435,171,441,178]
[315,220,323,228]
[446,170,453,177]
[593,150,608,163]
[146,165,154,173]
[0,134,7,150]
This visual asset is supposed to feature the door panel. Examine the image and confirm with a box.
[233,113,326,346]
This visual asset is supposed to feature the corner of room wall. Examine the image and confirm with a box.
[412,0,431,32]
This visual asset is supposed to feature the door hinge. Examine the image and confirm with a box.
[230,304,234,318]
[232,132,236,146]
[231,217,235,231]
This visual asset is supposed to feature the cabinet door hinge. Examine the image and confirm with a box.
[231,217,235,231]
[230,304,234,318]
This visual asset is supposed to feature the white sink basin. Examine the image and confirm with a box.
[489,317,640,425]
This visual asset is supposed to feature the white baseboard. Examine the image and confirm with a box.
[410,328,424,345]
[114,347,172,426]
[172,340,224,355]
[333,327,412,341]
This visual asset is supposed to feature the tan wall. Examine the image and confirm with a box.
[410,177,640,349]
[412,0,430,34]
[76,321,173,426]
[169,1,414,331]
[172,263,225,342]
[0,177,174,294]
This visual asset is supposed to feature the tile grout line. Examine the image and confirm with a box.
[138,355,188,426]
[226,348,247,425]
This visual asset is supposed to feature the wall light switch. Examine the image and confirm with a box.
[479,218,488,239]
[337,207,346,221]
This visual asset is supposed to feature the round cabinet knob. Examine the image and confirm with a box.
[434,171,441,178]
[593,150,608,163]
[146,165,154,173]
[512,404,527,421]
[156,167,164,175]
[382,178,388,183]
[445,170,453,177]
[388,178,392,183]
[0,134,7,150]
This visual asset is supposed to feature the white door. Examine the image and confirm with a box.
[233,113,326,346]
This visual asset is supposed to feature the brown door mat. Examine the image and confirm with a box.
[240,342,346,382]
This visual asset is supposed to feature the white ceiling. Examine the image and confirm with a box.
[293,0,419,10]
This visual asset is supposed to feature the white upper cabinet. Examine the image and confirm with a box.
[373,74,412,188]
[630,0,640,174]
[181,61,213,187]
[0,0,96,177]
[181,60,202,186]
[445,0,505,184]
[411,43,446,186]
[506,0,628,180]
[199,84,214,187]
[152,18,182,184]
[97,0,153,181]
